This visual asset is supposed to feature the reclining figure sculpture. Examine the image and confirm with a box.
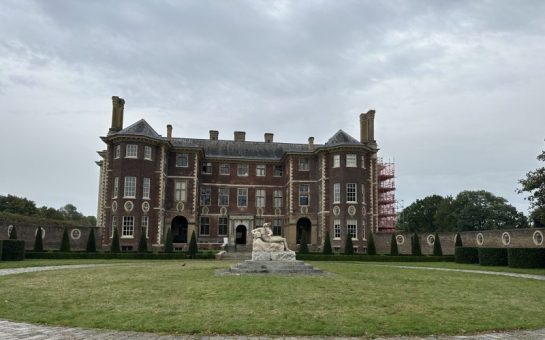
[251,222,295,261]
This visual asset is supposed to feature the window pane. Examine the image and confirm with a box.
[143,178,150,199]
[237,188,247,206]
[144,146,152,160]
[238,164,248,176]
[124,176,136,197]
[272,219,282,236]
[126,145,137,158]
[219,217,228,235]
[114,145,120,159]
[347,154,357,167]
[256,189,265,208]
[201,162,212,174]
[299,158,309,171]
[200,217,210,235]
[333,155,340,168]
[346,183,356,202]
[113,177,119,198]
[219,187,229,206]
[219,164,230,175]
[200,186,211,206]
[176,153,188,167]
[273,165,283,177]
[333,183,340,203]
[347,220,357,239]
[122,216,134,237]
[274,190,282,208]
[299,184,309,206]
[334,220,341,239]
[256,165,266,176]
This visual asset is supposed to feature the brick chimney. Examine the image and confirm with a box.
[210,130,219,141]
[234,131,246,142]
[308,137,315,151]
[264,133,274,143]
[109,96,125,133]
[360,109,375,143]
[167,124,172,141]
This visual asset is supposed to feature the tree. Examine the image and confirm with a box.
[164,228,173,253]
[367,232,377,255]
[323,231,333,254]
[298,233,309,254]
[432,232,443,256]
[518,146,545,227]
[454,233,463,247]
[9,225,17,240]
[411,232,422,256]
[38,206,65,220]
[59,227,71,252]
[390,233,399,256]
[187,231,198,258]
[34,227,44,252]
[86,228,97,252]
[138,229,148,253]
[397,195,445,232]
[59,204,83,220]
[0,194,38,216]
[111,227,121,253]
[344,235,354,255]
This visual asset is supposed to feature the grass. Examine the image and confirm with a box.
[0,260,544,337]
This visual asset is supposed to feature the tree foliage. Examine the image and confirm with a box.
[518,147,545,227]
[60,227,71,252]
[323,231,333,254]
[397,195,445,232]
[0,195,38,215]
[390,233,399,256]
[298,233,309,254]
[432,232,443,256]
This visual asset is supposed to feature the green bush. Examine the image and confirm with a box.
[188,231,198,259]
[433,232,443,256]
[24,251,217,260]
[86,228,97,252]
[164,228,173,253]
[296,253,454,262]
[508,248,545,268]
[34,227,44,252]
[411,232,422,256]
[298,233,309,254]
[138,229,148,253]
[1,240,25,261]
[111,227,120,253]
[454,247,479,264]
[344,236,354,255]
[367,232,376,255]
[478,248,508,266]
[323,231,333,255]
[9,225,17,240]
[60,227,71,252]
[454,233,463,247]
[390,233,399,256]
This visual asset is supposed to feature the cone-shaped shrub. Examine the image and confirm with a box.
[188,231,198,258]
[411,232,422,256]
[367,232,377,255]
[60,227,71,252]
[138,228,148,253]
[9,226,17,240]
[390,232,399,256]
[34,227,44,252]
[455,233,463,247]
[323,231,333,254]
[433,232,443,256]
[86,228,97,252]
[344,235,354,255]
[298,233,309,254]
[111,227,120,253]
[164,228,173,253]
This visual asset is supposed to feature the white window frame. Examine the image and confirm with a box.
[299,158,309,171]
[361,155,366,169]
[256,165,266,177]
[125,144,138,158]
[218,217,228,236]
[144,146,152,160]
[238,164,249,176]
[121,216,134,238]
[299,184,309,206]
[274,190,283,208]
[111,215,117,238]
[347,219,357,240]
[113,177,119,198]
[199,216,210,235]
[124,176,136,198]
[346,183,357,203]
[219,163,230,175]
[201,162,212,174]
[219,187,229,206]
[333,154,340,168]
[273,165,283,177]
[237,188,248,207]
[142,178,150,199]
[346,154,357,167]
[333,183,340,203]
[176,153,188,167]
[175,180,187,202]
[334,220,341,240]
[256,189,266,208]
[200,186,211,206]
[114,145,120,159]
[141,215,149,239]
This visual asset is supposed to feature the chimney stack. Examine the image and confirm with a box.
[360,109,375,143]
[167,124,172,141]
[209,130,219,141]
[264,133,274,143]
[110,96,125,133]
[234,131,246,142]
[308,137,315,151]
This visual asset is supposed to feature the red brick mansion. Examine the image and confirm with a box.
[96,96,395,252]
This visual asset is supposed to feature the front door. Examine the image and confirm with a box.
[235,225,247,245]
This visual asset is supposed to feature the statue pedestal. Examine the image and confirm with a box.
[251,251,296,261]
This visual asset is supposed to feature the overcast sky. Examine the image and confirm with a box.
[1,0,544,216]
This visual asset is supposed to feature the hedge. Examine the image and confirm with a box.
[507,248,545,268]
[454,247,479,264]
[478,248,508,266]
[25,251,217,260]
[296,254,454,262]
[1,240,25,261]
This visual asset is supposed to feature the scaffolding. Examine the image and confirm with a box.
[377,159,396,233]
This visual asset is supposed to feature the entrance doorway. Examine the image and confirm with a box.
[171,216,188,243]
[296,218,311,244]
[235,225,247,245]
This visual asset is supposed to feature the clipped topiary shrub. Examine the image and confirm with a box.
[323,231,333,255]
[34,227,44,252]
[344,235,354,255]
[86,228,97,252]
[390,233,399,256]
[454,233,463,247]
[59,227,71,252]
[478,248,508,266]
[9,225,17,240]
[433,232,443,256]
[508,248,545,268]
[164,228,173,253]
[455,247,479,264]
[138,229,148,253]
[188,231,198,259]
[367,232,377,255]
[1,240,25,261]
[411,232,422,256]
[298,233,309,254]
[111,227,121,253]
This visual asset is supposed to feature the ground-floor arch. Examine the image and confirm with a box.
[296,218,311,244]
[235,225,247,245]
[171,216,188,243]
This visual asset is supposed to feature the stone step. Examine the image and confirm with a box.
[226,260,324,275]
[216,251,252,260]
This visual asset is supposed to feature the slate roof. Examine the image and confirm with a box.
[110,119,161,139]
[324,130,361,146]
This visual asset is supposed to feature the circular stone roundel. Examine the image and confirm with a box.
[275,208,281,216]
[426,234,435,246]
[333,206,340,216]
[142,201,150,213]
[7,225,13,238]
[396,234,405,245]
[348,205,356,216]
[112,201,118,212]
[71,229,81,240]
[533,230,544,246]
[501,232,511,246]
[124,201,134,213]
[176,202,184,212]
[476,233,484,246]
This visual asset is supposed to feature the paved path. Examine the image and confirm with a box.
[1,264,545,339]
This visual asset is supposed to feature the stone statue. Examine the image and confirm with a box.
[251,222,295,261]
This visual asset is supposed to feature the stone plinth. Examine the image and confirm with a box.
[216,260,325,275]
[251,251,296,261]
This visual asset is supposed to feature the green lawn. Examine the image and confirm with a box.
[0,260,544,337]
